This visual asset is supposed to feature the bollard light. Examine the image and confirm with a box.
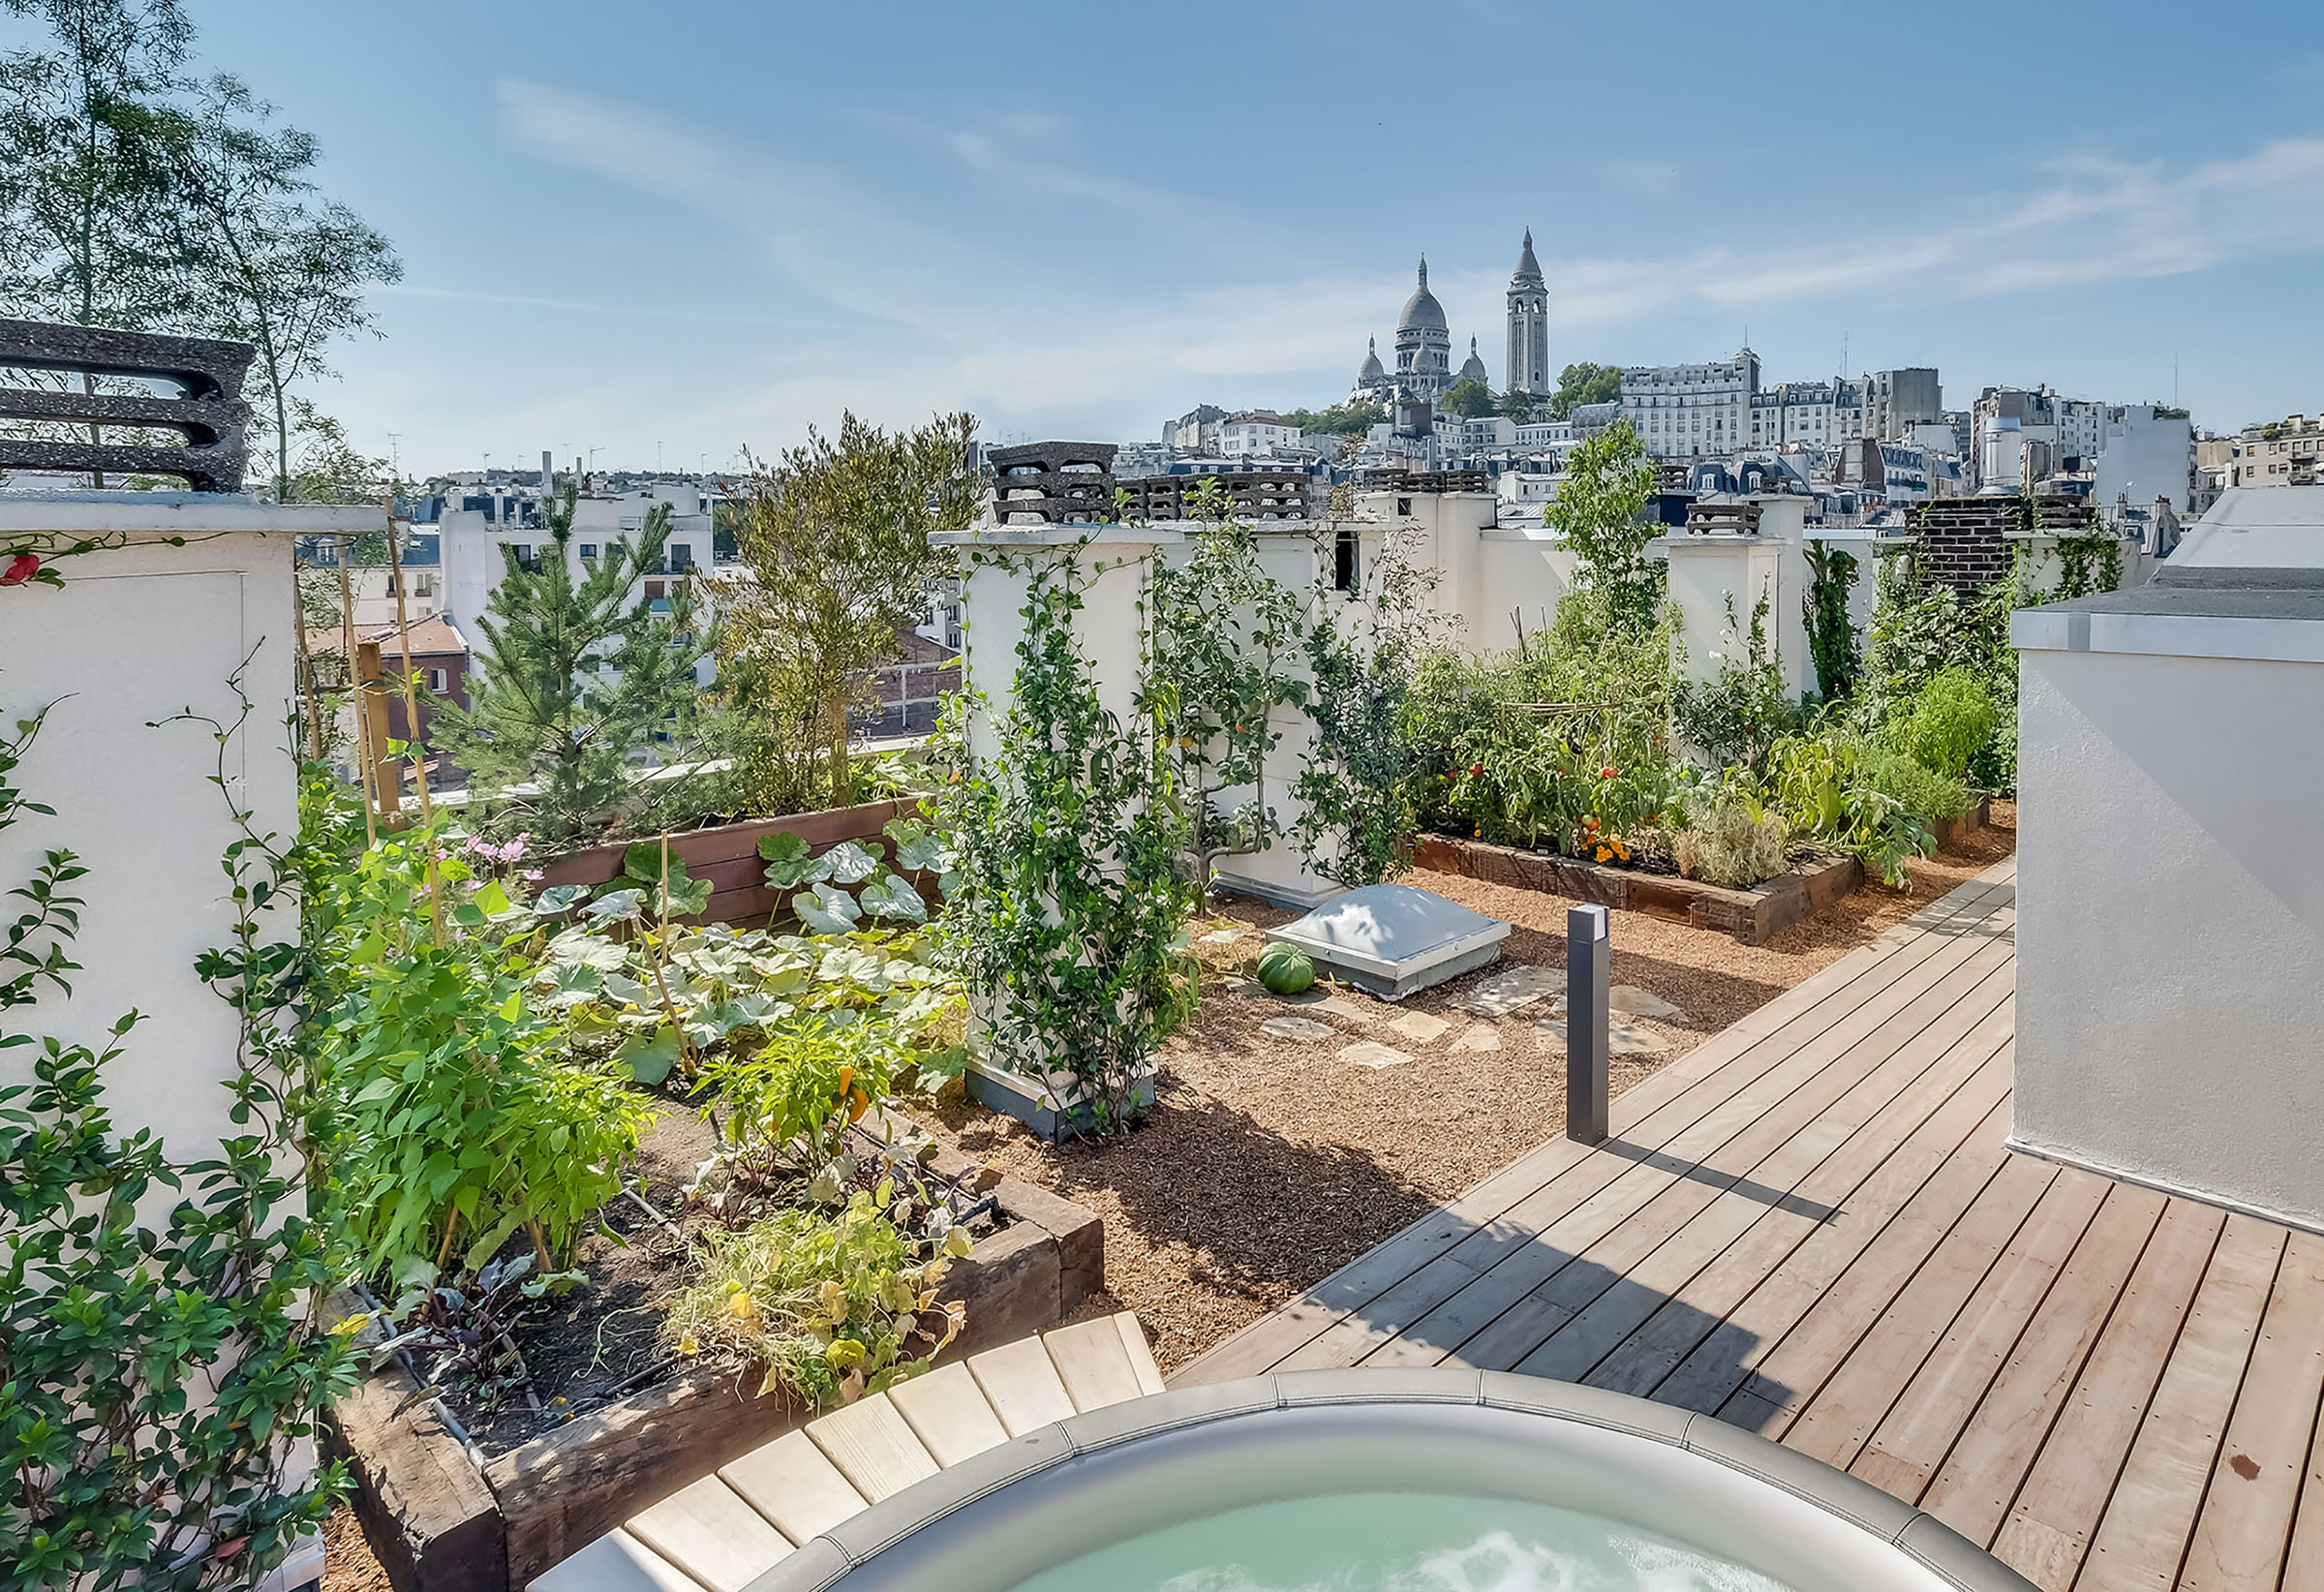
[1567,903,1609,1144]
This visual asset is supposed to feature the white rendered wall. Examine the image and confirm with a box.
[2013,625,2324,1230]
[1477,531,1577,648]
[0,504,362,1159]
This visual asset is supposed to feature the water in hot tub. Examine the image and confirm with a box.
[1010,1490,1797,1591]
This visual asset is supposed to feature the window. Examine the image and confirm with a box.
[579,543,599,561]
[645,579,665,598]
[426,667,448,694]
[511,545,540,573]
[1333,527,1360,593]
[1395,497,1413,516]
[670,543,695,571]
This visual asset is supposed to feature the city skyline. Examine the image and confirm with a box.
[90,0,2324,472]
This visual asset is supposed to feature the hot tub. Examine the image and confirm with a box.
[743,1370,2037,1592]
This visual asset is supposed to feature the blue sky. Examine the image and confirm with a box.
[47,0,2324,472]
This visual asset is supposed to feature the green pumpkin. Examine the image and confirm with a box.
[1256,941,1315,996]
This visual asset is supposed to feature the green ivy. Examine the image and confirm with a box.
[1,673,358,1590]
[1803,540,1860,701]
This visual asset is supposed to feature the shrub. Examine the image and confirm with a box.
[937,551,1193,1131]
[1887,666,1996,781]
[1855,747,1973,822]
[317,827,656,1275]
[660,1190,966,1406]
[1673,593,1802,776]
[1672,791,1790,888]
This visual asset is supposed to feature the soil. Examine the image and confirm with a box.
[915,803,2016,1375]
[424,1097,719,1454]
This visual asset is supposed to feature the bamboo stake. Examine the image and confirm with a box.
[382,499,443,945]
[290,557,325,761]
[339,541,379,850]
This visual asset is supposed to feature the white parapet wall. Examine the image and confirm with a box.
[2011,569,2324,1231]
[0,493,377,1156]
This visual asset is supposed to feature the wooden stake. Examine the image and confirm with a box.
[354,640,399,817]
[338,539,378,850]
[382,500,443,945]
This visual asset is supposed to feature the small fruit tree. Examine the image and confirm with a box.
[935,528,1193,1132]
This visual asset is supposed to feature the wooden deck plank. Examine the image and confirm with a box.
[1044,1314,1149,1412]
[2035,1214,2286,1592]
[1582,1013,2016,1401]
[624,1477,792,1592]
[1175,876,2015,1385]
[1897,1181,2170,1530]
[2272,1241,2324,1588]
[966,1334,1078,1436]
[884,1362,1011,1469]
[1650,1080,2017,1419]
[1514,989,2015,1387]
[717,1429,868,1547]
[2175,1230,2324,1591]
[802,1394,940,1503]
[1787,1160,2107,1472]
[1278,907,2020,1372]
[1985,1201,2228,1588]
[1468,955,2018,1376]
[1725,1138,2059,1438]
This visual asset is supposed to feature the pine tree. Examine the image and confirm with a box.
[435,485,715,841]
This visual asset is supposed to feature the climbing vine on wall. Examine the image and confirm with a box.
[1803,539,1861,702]
[0,661,357,1589]
[935,546,1193,1132]
[2049,532,2123,600]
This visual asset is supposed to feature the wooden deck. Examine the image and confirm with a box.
[1179,861,2324,1592]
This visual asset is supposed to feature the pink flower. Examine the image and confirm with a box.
[522,869,543,882]
[1,552,39,587]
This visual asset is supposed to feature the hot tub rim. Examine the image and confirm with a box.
[741,1367,2039,1592]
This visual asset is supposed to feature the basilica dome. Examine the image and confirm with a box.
[1397,259,1447,333]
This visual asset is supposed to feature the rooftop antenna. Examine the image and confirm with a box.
[2173,354,2180,409]
[657,440,664,472]
[385,432,402,478]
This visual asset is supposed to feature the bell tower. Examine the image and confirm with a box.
[1505,230,1549,399]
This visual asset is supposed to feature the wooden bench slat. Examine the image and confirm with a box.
[625,1477,792,1592]
[1044,1314,1147,1412]
[885,1361,1011,1467]
[718,1429,868,1546]
[968,1334,1079,1436]
[532,1529,708,1592]
[1115,1313,1167,1396]
[803,1392,940,1502]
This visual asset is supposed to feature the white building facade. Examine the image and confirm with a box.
[1622,349,1760,460]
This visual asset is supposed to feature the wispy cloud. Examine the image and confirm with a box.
[477,77,2324,442]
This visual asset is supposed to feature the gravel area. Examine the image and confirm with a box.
[919,805,2016,1374]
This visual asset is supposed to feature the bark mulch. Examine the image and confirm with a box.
[917,804,2017,1375]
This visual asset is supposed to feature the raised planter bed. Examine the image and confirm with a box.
[1413,833,1864,946]
[326,1172,1102,1592]
[1926,794,1994,853]
[532,799,906,928]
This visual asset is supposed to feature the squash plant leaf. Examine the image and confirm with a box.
[858,871,927,923]
[819,840,880,885]
[758,830,831,889]
[618,1027,684,1086]
[793,883,861,935]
